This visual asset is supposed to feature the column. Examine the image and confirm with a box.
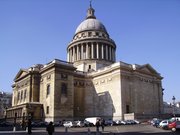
[96,42,99,59]
[81,44,83,60]
[71,48,73,62]
[109,46,112,61]
[91,43,94,59]
[86,43,89,59]
[77,45,79,60]
[106,44,108,60]
[67,49,69,62]
[73,46,75,62]
[102,44,104,59]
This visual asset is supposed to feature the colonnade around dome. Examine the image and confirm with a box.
[67,42,116,63]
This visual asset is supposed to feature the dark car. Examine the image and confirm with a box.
[152,119,161,127]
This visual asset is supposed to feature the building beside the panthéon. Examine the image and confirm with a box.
[0,91,12,118]
[6,4,163,122]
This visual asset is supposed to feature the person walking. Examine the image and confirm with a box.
[46,121,55,135]
[101,119,105,131]
[95,119,100,132]
[27,118,32,134]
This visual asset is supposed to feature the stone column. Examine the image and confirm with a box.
[96,42,99,59]
[112,47,114,61]
[114,48,116,62]
[102,44,104,59]
[91,43,94,59]
[81,44,84,60]
[73,46,75,62]
[106,44,108,60]
[68,48,71,62]
[86,43,89,59]
[71,48,73,62]
[67,49,69,62]
[77,45,79,60]
[109,46,112,61]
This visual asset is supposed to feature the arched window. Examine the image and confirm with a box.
[61,83,67,97]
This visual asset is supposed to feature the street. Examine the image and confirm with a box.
[0,124,179,135]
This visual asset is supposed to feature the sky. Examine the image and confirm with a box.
[0,0,180,103]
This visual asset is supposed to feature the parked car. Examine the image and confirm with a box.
[159,120,169,129]
[114,120,122,125]
[0,121,13,127]
[84,120,94,127]
[168,120,180,131]
[84,117,101,126]
[134,120,140,124]
[31,121,48,127]
[74,120,84,127]
[63,121,75,128]
[120,120,127,125]
[151,119,162,127]
[105,119,115,126]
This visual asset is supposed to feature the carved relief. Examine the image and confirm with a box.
[40,78,43,82]
[61,73,68,79]
[47,74,51,80]
[139,77,153,83]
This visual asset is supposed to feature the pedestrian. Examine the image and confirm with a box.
[46,121,55,135]
[21,119,26,130]
[27,118,32,134]
[95,119,100,132]
[101,119,105,131]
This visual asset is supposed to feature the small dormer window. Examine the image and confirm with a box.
[89,65,91,69]
[96,32,99,36]
[88,32,92,37]
[81,33,85,37]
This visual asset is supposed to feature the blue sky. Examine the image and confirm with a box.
[0,0,180,103]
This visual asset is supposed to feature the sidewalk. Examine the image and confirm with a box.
[0,130,115,135]
[0,127,115,135]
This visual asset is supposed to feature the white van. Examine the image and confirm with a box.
[84,117,101,126]
[169,117,180,121]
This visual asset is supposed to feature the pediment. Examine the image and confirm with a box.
[138,64,159,75]
[14,69,29,81]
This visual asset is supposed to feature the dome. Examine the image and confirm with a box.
[75,18,107,34]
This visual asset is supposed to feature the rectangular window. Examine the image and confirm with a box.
[21,91,23,100]
[24,89,27,100]
[126,105,130,113]
[46,106,49,114]
[17,92,20,101]
[61,83,67,97]
[46,84,50,97]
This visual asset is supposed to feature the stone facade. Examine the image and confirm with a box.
[6,4,163,122]
[0,91,12,118]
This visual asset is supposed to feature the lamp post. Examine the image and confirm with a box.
[172,96,176,117]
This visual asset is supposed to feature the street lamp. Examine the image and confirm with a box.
[172,96,176,117]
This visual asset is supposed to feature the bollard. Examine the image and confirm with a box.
[13,126,16,132]
[87,128,91,135]
[65,127,68,132]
